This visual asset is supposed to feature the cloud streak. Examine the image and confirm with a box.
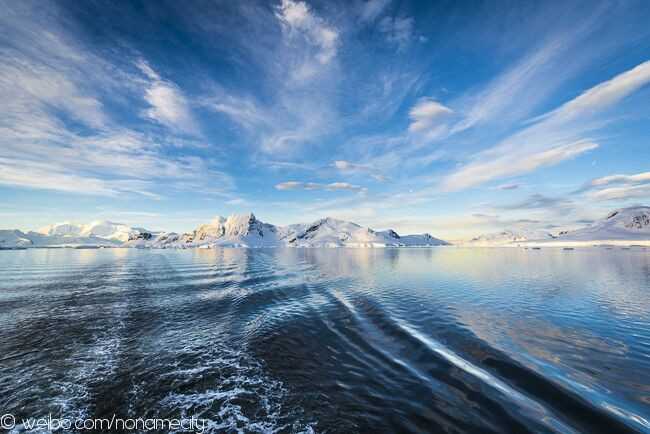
[275,181,366,192]
[441,140,598,192]
[582,171,650,201]
[137,60,199,135]
[440,59,650,191]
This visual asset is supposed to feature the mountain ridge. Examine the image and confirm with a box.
[3,206,650,249]
[1,213,449,249]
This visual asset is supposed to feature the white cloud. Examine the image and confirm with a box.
[590,172,650,187]
[199,1,341,156]
[582,171,650,201]
[276,0,339,73]
[441,141,598,192]
[408,98,453,133]
[0,4,235,200]
[588,184,650,201]
[539,60,650,124]
[440,60,650,191]
[275,181,365,192]
[450,39,564,133]
[327,182,364,191]
[137,60,199,135]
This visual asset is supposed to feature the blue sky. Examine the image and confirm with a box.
[1,0,649,239]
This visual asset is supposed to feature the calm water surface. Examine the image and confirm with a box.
[0,247,649,433]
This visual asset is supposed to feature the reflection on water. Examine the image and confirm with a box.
[0,247,648,433]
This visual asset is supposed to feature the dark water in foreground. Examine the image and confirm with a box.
[0,248,649,433]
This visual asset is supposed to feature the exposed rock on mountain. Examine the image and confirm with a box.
[553,206,650,242]
[124,214,449,248]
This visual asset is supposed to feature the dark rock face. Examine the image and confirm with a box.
[385,230,400,239]
[625,214,650,230]
[296,222,322,240]
[128,232,153,241]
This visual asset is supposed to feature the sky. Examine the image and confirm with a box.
[1,0,650,240]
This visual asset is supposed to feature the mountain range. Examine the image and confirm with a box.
[1,207,649,249]
[0,213,447,249]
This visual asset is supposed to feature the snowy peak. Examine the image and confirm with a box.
[37,220,153,243]
[465,229,555,246]
[399,233,449,246]
[557,206,650,242]
[461,206,650,246]
[603,207,650,231]
[187,213,278,246]
[125,214,449,248]
[38,222,82,237]
[287,217,448,247]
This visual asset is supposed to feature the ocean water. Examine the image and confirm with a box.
[0,247,649,433]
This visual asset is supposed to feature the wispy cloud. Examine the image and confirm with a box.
[581,171,650,201]
[441,140,598,192]
[276,0,339,80]
[333,160,387,181]
[137,60,199,135]
[450,38,566,133]
[440,60,650,191]
[590,172,650,187]
[275,181,366,192]
[0,2,234,200]
[588,184,650,201]
[357,0,391,23]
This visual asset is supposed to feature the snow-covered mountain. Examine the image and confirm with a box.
[0,221,155,248]
[285,217,447,247]
[461,207,650,247]
[124,214,449,248]
[463,229,556,246]
[9,207,648,250]
[0,230,33,248]
[38,220,153,243]
[552,206,650,244]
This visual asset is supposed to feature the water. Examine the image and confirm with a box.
[0,247,649,433]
